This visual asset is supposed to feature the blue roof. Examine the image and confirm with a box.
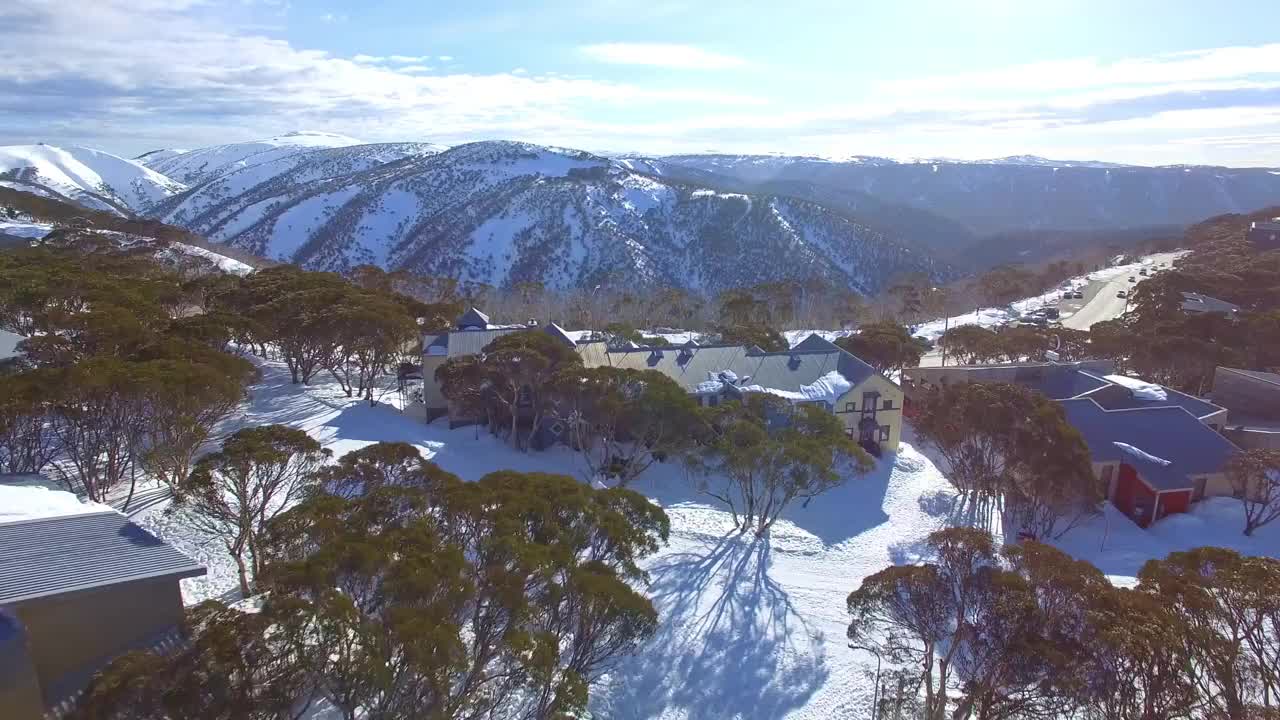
[1059,399,1239,491]
[1089,381,1224,419]
[1024,367,1112,400]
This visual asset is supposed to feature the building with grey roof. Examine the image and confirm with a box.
[0,511,204,717]
[1213,366,1280,452]
[1247,219,1280,251]
[1180,291,1241,318]
[578,334,903,455]
[1060,399,1239,528]
[905,360,1239,529]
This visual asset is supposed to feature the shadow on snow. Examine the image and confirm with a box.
[595,533,829,720]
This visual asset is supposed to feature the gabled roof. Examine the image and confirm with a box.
[456,307,491,329]
[0,511,205,605]
[576,333,882,398]
[1060,399,1239,491]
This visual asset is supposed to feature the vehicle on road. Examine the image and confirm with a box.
[1129,276,1136,282]
[1071,291,1084,299]
[1117,290,1128,298]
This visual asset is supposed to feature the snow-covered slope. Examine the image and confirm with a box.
[134,148,189,165]
[142,130,368,186]
[150,141,443,232]
[649,153,1280,234]
[152,140,947,294]
[0,144,186,215]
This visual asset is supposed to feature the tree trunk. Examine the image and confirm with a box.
[231,546,251,598]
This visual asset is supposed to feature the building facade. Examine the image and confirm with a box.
[904,360,1238,528]
[0,511,205,718]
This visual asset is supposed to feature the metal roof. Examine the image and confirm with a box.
[576,333,878,395]
[456,307,490,329]
[1060,399,1239,491]
[1088,380,1224,419]
[0,511,205,606]
[1220,367,1280,387]
[1180,292,1240,315]
[0,330,21,360]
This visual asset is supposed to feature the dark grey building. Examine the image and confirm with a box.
[0,511,204,718]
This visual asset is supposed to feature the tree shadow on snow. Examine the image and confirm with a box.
[594,533,829,720]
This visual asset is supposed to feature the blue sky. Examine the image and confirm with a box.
[3,0,1280,165]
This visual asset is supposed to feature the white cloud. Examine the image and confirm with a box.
[580,42,747,70]
[437,55,454,62]
[512,67,528,75]
[318,12,345,23]
[398,65,434,74]
[387,55,430,63]
[885,44,1280,97]
[352,54,385,64]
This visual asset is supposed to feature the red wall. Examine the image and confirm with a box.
[1114,464,1158,527]
[1157,490,1191,519]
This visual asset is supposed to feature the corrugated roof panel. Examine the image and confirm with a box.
[0,512,205,605]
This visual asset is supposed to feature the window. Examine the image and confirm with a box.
[845,402,855,413]
[881,398,894,410]
[879,425,890,441]
[862,392,879,416]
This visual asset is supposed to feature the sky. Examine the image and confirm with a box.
[3,0,1280,165]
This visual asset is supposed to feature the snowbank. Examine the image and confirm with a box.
[1104,374,1168,401]
[0,483,113,523]
[1113,441,1171,466]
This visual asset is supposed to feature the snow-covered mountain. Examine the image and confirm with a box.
[0,144,186,215]
[149,141,444,230]
[647,154,1280,234]
[151,140,947,294]
[141,130,369,186]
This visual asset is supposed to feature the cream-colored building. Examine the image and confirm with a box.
[576,334,904,456]
[416,311,905,456]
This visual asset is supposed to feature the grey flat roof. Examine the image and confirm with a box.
[1220,367,1280,387]
[0,511,205,606]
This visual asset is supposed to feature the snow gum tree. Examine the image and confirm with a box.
[548,366,703,487]
[78,445,671,720]
[836,321,928,375]
[912,381,1100,540]
[1225,449,1280,536]
[687,393,870,535]
[175,425,330,597]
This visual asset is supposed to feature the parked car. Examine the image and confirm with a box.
[1128,276,1136,282]
[1117,290,1128,298]
[1071,291,1084,299]
[1041,307,1060,319]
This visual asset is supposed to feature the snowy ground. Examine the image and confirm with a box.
[89,357,961,718]
[12,319,1277,719]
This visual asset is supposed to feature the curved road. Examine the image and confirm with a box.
[1061,251,1182,330]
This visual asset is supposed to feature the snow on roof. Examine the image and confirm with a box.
[1104,375,1168,402]
[0,482,113,524]
[739,370,852,407]
[1113,442,1171,467]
